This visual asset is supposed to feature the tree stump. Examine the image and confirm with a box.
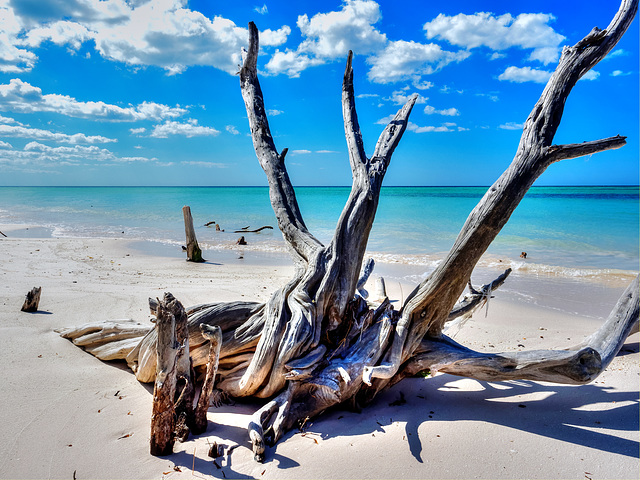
[21,287,41,312]
[183,206,204,262]
[150,293,185,456]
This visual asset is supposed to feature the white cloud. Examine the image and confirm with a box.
[0,141,157,168]
[412,79,433,90]
[498,66,552,83]
[356,93,379,99]
[150,119,220,138]
[130,127,146,135]
[408,122,457,133]
[424,105,459,116]
[581,70,599,81]
[296,0,387,58]
[290,149,312,155]
[611,70,632,77]
[0,124,116,144]
[476,92,499,102]
[265,0,386,77]
[25,20,93,50]
[387,90,427,106]
[254,4,268,15]
[225,125,240,135]
[264,49,322,78]
[367,40,470,84]
[0,140,12,148]
[266,108,284,116]
[181,160,228,168]
[0,2,37,73]
[376,115,459,133]
[604,49,628,60]
[0,78,187,121]
[10,0,291,76]
[0,113,21,124]
[424,12,565,65]
[499,122,524,130]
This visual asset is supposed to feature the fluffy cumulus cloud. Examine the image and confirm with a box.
[424,12,565,65]
[0,0,37,72]
[150,119,219,138]
[367,40,470,84]
[5,0,290,75]
[266,0,387,76]
[424,105,459,116]
[498,66,552,83]
[0,78,187,120]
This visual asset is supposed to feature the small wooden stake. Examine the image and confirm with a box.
[182,206,204,262]
[21,287,41,312]
[192,324,222,434]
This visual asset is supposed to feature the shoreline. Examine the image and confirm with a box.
[0,233,638,479]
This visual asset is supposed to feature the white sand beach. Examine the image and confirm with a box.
[0,228,637,479]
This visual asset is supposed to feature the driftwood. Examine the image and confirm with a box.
[193,324,222,435]
[236,236,247,245]
[183,206,204,262]
[233,226,273,233]
[204,221,216,227]
[59,0,639,465]
[21,286,41,312]
[149,293,184,456]
[0,230,6,237]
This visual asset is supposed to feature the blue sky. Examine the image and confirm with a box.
[0,0,637,186]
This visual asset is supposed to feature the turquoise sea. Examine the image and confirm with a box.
[0,186,638,279]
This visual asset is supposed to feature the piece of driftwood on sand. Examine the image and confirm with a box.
[21,286,41,313]
[182,206,204,263]
[58,0,639,463]
[233,226,273,233]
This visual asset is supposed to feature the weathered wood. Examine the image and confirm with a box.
[233,226,273,233]
[393,275,639,386]
[57,2,638,464]
[172,291,194,442]
[192,324,222,435]
[363,0,637,389]
[21,287,41,312]
[0,230,6,237]
[150,293,183,456]
[183,206,204,262]
[447,269,512,323]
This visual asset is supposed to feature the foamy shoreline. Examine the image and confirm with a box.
[0,229,638,479]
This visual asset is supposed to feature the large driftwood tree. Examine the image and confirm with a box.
[59,0,639,462]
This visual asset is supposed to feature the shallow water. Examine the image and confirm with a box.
[0,185,637,281]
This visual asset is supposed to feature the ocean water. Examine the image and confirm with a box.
[0,186,637,281]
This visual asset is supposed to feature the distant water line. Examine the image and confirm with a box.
[0,186,637,280]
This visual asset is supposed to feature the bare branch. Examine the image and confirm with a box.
[401,0,637,340]
[545,135,627,163]
[342,51,367,173]
[447,269,512,322]
[399,275,639,386]
[240,22,322,263]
